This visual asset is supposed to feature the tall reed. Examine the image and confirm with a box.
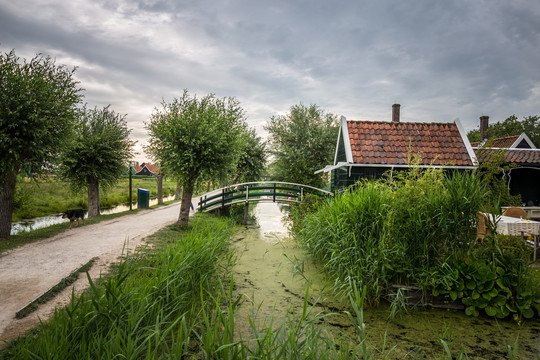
[292,167,484,304]
[295,181,394,305]
[1,214,234,359]
[386,169,483,283]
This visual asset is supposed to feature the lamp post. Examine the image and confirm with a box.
[129,162,133,211]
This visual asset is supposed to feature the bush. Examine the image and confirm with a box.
[429,235,540,320]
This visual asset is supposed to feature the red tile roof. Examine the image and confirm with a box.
[145,164,160,174]
[475,148,540,165]
[346,121,474,166]
[471,135,519,148]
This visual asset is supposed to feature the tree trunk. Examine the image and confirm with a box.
[0,171,17,239]
[177,183,193,227]
[87,176,100,217]
[157,173,163,205]
[174,182,181,200]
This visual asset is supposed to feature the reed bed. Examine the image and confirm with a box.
[293,169,485,305]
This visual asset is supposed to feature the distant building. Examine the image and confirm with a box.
[132,162,160,176]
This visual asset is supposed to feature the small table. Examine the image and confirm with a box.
[487,214,540,261]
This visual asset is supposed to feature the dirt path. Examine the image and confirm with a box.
[0,200,194,343]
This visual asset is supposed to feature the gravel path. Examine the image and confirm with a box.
[0,200,193,343]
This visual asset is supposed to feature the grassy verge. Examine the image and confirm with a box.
[1,212,388,359]
[0,214,235,358]
[0,200,179,255]
[13,176,179,221]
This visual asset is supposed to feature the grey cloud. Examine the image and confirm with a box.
[2,0,539,161]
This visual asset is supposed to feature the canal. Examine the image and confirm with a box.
[231,202,540,358]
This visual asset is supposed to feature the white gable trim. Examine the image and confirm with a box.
[454,118,478,166]
[333,117,344,165]
[341,117,354,164]
[511,132,537,149]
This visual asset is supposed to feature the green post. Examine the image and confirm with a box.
[129,170,133,211]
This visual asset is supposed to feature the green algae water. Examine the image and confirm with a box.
[231,202,540,359]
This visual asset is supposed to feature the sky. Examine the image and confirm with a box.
[1,0,539,162]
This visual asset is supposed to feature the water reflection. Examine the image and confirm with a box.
[232,203,540,359]
[11,195,176,235]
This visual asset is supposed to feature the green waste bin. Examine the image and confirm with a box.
[137,188,150,209]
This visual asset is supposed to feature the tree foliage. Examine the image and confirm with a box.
[265,103,338,188]
[467,115,540,147]
[0,49,83,238]
[233,128,267,183]
[60,105,134,216]
[474,144,521,206]
[146,90,247,225]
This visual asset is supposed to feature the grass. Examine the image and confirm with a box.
[0,210,531,359]
[13,176,179,221]
[291,167,540,321]
[1,214,235,358]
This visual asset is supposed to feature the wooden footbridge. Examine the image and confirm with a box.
[197,181,333,222]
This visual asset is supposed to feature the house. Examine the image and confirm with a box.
[472,116,540,206]
[316,104,477,191]
[133,163,160,176]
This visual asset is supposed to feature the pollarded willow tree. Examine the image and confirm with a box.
[0,49,83,238]
[60,105,134,217]
[146,90,247,226]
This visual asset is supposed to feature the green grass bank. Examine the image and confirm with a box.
[13,176,179,221]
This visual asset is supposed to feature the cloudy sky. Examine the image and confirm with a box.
[2,0,539,162]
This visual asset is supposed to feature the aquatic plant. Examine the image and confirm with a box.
[430,235,540,320]
[294,180,393,305]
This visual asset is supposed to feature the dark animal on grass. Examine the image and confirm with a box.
[62,209,85,229]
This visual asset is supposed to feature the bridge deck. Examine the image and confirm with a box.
[197,181,333,212]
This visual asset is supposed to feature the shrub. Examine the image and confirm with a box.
[430,235,539,320]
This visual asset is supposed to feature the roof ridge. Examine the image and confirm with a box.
[347,120,453,125]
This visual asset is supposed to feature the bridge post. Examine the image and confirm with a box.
[273,182,276,202]
[243,185,249,225]
[221,188,225,209]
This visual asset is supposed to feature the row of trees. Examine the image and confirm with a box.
[0,50,135,238]
[10,47,536,236]
[1,48,336,237]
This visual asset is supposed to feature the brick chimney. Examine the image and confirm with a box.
[479,115,489,140]
[392,104,400,122]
